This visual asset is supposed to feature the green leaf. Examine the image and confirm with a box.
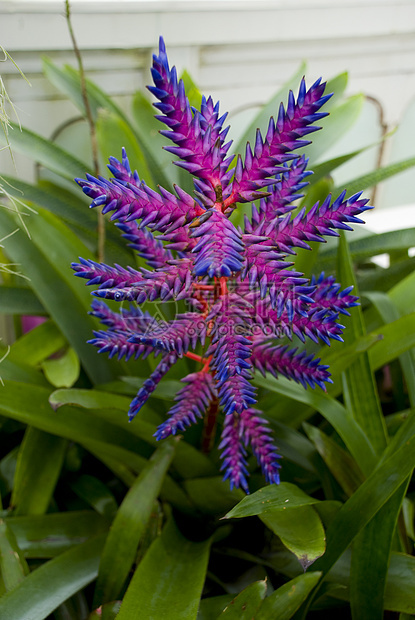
[386,553,415,613]
[261,505,326,570]
[217,580,267,619]
[0,448,18,498]
[0,381,154,464]
[0,356,53,387]
[49,387,133,412]
[265,418,316,474]
[358,256,415,296]
[0,176,134,267]
[310,145,372,185]
[11,428,67,516]
[9,320,65,367]
[323,72,349,108]
[0,175,92,229]
[43,58,100,120]
[334,156,415,198]
[0,534,105,620]
[224,482,320,519]
[198,595,234,620]
[117,517,211,620]
[43,60,173,190]
[256,572,322,620]
[402,497,415,541]
[320,331,383,387]
[0,519,29,591]
[0,208,117,383]
[70,475,117,519]
[180,70,203,109]
[337,232,387,456]
[0,121,89,181]
[6,511,108,559]
[367,313,415,371]
[254,374,377,476]
[54,593,90,620]
[131,91,177,187]
[317,228,415,271]
[183,477,244,516]
[0,286,44,315]
[389,266,415,317]
[48,387,217,480]
[365,291,415,406]
[94,439,177,606]
[44,61,128,123]
[258,329,382,432]
[303,423,364,496]
[41,347,80,388]
[96,109,154,185]
[350,482,409,620]
[317,547,415,614]
[312,430,415,578]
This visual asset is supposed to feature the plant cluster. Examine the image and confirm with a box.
[0,33,414,620]
[72,38,368,491]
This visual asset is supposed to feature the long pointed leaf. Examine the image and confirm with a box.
[218,580,267,619]
[96,110,154,185]
[334,156,415,198]
[0,122,89,181]
[317,228,415,271]
[350,482,409,620]
[365,291,415,406]
[70,476,117,519]
[0,534,105,620]
[0,520,29,591]
[0,286,44,315]
[303,423,364,497]
[94,439,177,606]
[337,232,387,456]
[312,431,415,577]
[9,320,65,367]
[117,517,211,620]
[254,374,377,476]
[256,572,322,620]
[6,511,109,559]
[0,208,117,383]
[11,428,66,516]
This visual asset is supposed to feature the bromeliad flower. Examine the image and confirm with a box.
[72,37,369,492]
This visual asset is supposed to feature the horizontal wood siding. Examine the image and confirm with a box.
[1,0,414,206]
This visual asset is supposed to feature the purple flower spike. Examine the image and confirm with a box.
[219,412,250,492]
[128,353,177,421]
[192,210,245,278]
[155,371,217,440]
[149,37,232,200]
[240,409,281,485]
[72,37,370,491]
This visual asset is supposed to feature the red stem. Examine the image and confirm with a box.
[201,397,219,454]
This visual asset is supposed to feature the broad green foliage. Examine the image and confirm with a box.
[0,53,414,620]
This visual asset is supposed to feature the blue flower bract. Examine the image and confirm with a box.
[72,37,370,492]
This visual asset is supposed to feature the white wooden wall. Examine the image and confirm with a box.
[1,0,415,210]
